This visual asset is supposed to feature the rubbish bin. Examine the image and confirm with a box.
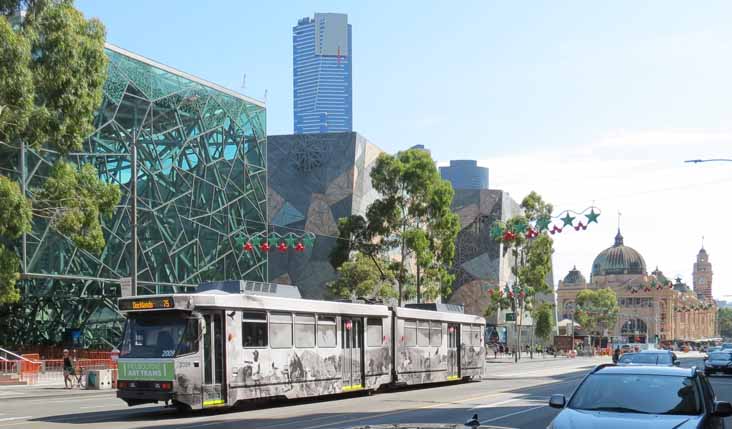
[86,369,112,390]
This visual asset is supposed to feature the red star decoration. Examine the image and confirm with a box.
[277,242,288,253]
[260,242,270,252]
[294,242,305,252]
[243,242,253,252]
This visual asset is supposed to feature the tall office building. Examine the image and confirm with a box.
[293,13,352,134]
[440,160,489,190]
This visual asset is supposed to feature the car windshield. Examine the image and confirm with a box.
[619,353,672,365]
[120,314,198,358]
[569,374,701,415]
[709,352,732,360]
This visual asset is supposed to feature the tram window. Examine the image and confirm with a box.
[176,319,200,355]
[367,318,383,347]
[472,325,482,345]
[242,312,268,348]
[430,322,442,346]
[295,314,316,348]
[317,316,337,347]
[270,312,293,348]
[417,321,430,346]
[461,324,471,345]
[404,320,417,346]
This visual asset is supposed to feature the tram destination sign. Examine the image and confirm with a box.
[119,297,174,311]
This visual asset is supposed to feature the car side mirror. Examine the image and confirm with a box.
[713,401,732,417]
[549,394,566,409]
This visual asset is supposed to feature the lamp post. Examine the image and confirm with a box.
[130,134,138,296]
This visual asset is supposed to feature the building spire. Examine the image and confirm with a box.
[614,228,624,246]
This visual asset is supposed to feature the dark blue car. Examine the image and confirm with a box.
[548,365,732,428]
[705,352,732,376]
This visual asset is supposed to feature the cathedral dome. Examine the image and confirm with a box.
[562,266,586,285]
[591,230,647,277]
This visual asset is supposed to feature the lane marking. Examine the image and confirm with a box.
[80,405,107,410]
[0,417,32,423]
[479,405,547,423]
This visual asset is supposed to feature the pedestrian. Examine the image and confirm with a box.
[63,349,74,389]
[612,346,621,364]
[493,344,498,359]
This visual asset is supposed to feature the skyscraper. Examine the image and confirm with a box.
[293,13,352,134]
[439,160,489,190]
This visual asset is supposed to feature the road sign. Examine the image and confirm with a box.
[505,312,515,322]
[120,277,132,297]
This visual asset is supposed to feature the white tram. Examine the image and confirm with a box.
[116,281,485,411]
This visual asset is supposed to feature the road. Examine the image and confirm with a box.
[0,356,730,429]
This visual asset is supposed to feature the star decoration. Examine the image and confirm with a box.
[512,221,528,234]
[243,242,253,252]
[536,215,551,231]
[294,242,305,252]
[585,209,600,224]
[277,242,288,253]
[284,235,297,247]
[250,236,263,247]
[560,212,576,227]
[260,242,270,252]
[302,234,316,248]
[268,236,279,247]
[490,224,504,239]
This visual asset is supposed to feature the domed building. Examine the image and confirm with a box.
[557,230,717,344]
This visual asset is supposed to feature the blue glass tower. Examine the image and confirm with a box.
[293,13,352,134]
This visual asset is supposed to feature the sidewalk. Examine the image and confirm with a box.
[0,383,116,400]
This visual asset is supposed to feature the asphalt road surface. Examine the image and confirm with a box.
[1,356,730,429]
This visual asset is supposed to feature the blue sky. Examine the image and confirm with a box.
[77,1,732,297]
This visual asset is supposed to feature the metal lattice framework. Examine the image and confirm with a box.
[0,45,267,347]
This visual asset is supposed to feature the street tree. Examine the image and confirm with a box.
[487,191,555,360]
[327,253,397,301]
[533,302,555,344]
[330,149,460,305]
[718,308,732,338]
[0,0,119,304]
[574,288,619,347]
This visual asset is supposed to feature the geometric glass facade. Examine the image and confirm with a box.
[439,160,489,190]
[293,13,352,134]
[0,44,267,347]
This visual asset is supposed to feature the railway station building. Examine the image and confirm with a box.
[557,231,717,343]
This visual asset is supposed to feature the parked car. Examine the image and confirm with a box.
[705,352,732,376]
[618,350,679,367]
[548,365,732,428]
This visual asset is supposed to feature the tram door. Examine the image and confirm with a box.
[341,318,363,390]
[202,312,227,407]
[447,323,460,380]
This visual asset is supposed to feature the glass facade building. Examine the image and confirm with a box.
[439,160,489,190]
[293,13,352,134]
[0,44,267,346]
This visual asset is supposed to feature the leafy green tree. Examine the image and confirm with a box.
[533,303,555,343]
[0,0,118,303]
[331,149,460,305]
[718,308,732,339]
[574,288,619,345]
[327,253,397,301]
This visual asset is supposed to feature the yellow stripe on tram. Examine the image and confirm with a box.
[203,399,226,407]
[447,375,460,381]
[342,384,363,392]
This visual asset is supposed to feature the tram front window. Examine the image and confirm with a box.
[121,314,198,358]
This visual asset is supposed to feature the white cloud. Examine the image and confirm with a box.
[465,129,732,299]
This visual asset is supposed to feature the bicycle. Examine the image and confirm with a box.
[73,366,86,389]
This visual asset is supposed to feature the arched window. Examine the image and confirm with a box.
[621,318,648,335]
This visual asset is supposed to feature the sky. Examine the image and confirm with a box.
[76,1,732,298]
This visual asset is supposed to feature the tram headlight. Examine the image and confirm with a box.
[161,382,172,391]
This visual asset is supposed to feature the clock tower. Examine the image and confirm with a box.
[693,246,713,300]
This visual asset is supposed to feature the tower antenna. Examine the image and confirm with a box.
[702,235,705,249]
[241,73,247,90]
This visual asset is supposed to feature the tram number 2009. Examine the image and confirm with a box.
[162,350,175,357]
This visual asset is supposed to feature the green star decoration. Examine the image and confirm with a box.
[560,212,576,227]
[250,236,263,247]
[585,209,600,224]
[302,234,316,248]
[268,236,280,247]
[284,235,297,247]
[490,223,503,239]
[512,221,528,234]
[536,215,551,231]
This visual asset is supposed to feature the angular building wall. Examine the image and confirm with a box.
[0,44,267,346]
[267,132,381,298]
